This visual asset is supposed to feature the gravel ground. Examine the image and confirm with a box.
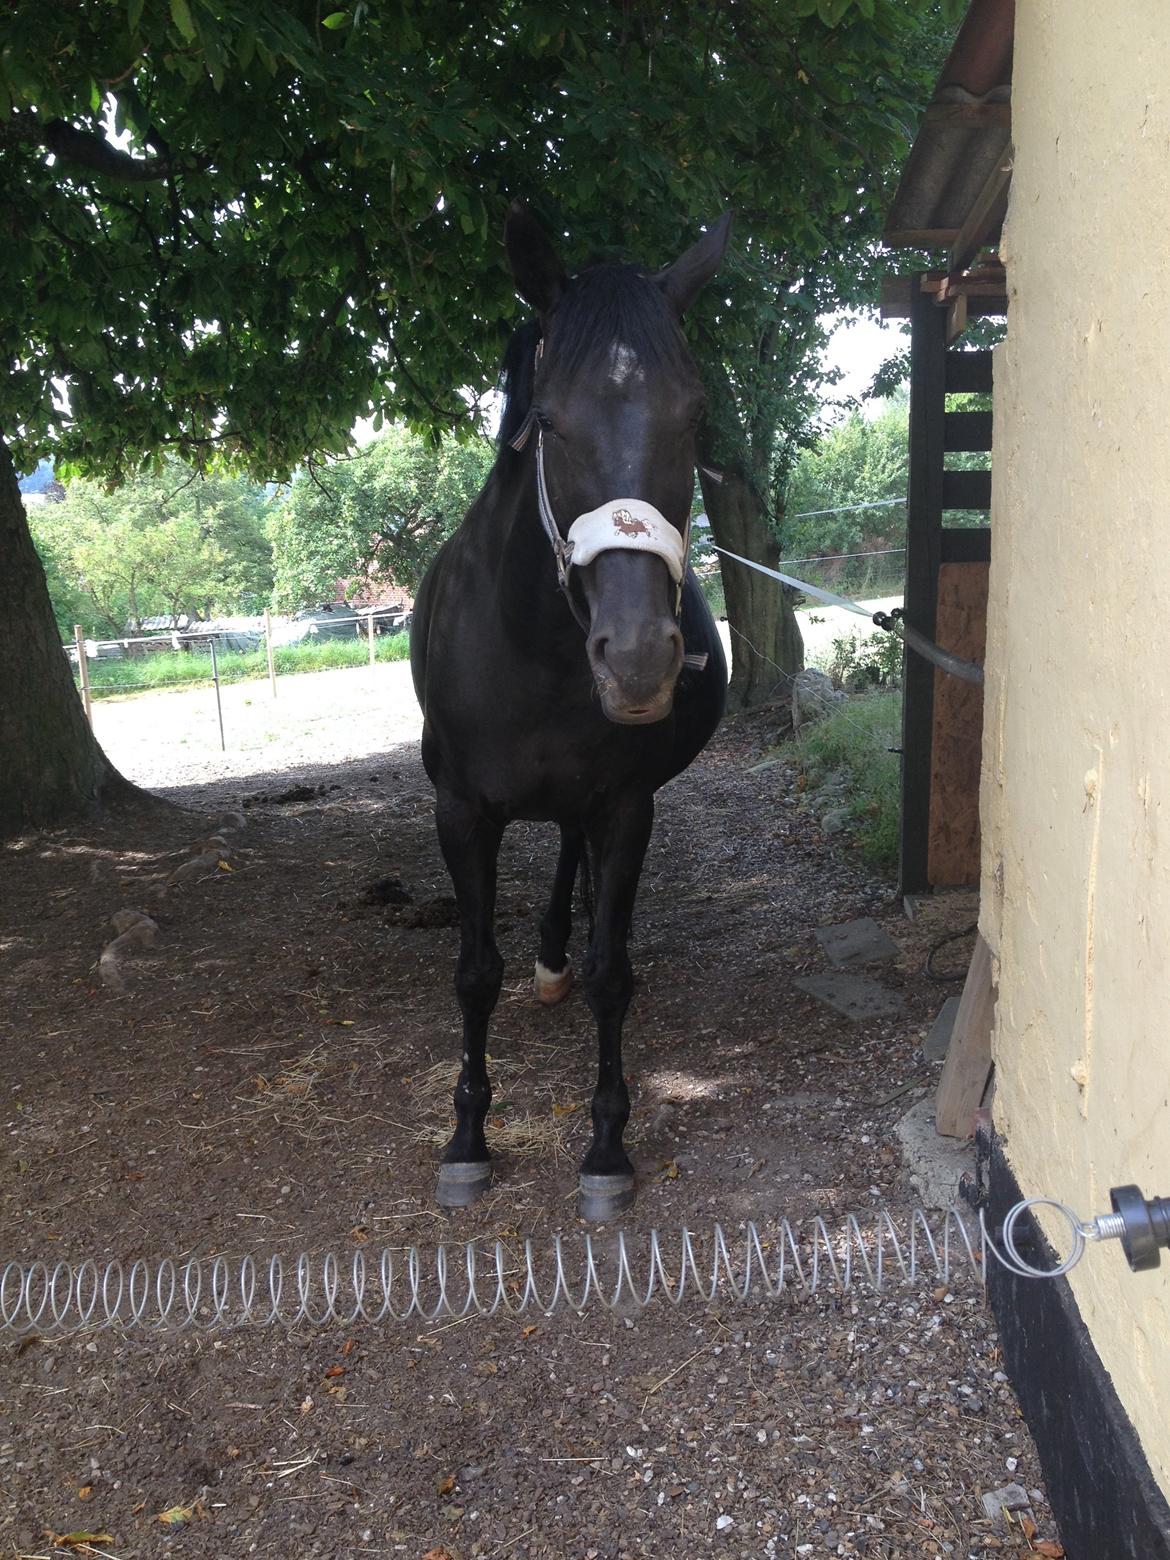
[0,658,1061,1560]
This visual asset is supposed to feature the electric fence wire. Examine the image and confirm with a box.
[0,1200,1105,1338]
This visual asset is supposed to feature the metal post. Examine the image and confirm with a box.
[264,608,277,698]
[209,637,225,752]
[368,607,376,672]
[73,625,92,726]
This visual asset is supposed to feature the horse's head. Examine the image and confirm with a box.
[506,205,731,725]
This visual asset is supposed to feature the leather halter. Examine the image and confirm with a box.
[507,341,695,633]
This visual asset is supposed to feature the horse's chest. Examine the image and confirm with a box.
[436,708,666,821]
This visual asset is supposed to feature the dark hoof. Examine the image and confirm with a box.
[436,1160,492,1208]
[577,1171,636,1222]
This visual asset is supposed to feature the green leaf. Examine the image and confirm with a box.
[127,0,145,33]
[170,0,196,42]
[321,11,349,28]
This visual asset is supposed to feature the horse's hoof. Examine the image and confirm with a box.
[577,1171,636,1222]
[534,959,573,1006]
[436,1160,492,1208]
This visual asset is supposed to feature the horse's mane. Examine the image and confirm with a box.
[497,265,691,451]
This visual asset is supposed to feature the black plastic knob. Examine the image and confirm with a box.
[1110,1184,1170,1272]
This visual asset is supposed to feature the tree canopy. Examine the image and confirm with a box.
[1,0,956,832]
[3,1,949,479]
[269,428,494,610]
[30,463,273,636]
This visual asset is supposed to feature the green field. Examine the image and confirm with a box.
[75,632,412,699]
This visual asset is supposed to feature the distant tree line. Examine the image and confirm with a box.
[29,427,495,639]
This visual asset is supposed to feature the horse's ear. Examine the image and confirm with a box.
[657,212,733,317]
[505,202,567,317]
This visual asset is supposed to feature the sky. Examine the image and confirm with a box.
[820,310,908,415]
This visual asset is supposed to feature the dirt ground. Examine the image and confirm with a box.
[0,666,1060,1560]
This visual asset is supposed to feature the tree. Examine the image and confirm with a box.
[1,0,952,834]
[784,395,910,589]
[269,428,494,611]
[30,464,274,636]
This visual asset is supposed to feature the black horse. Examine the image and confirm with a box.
[410,205,729,1220]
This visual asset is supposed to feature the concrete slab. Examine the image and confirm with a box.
[924,995,961,1062]
[793,971,905,1022]
[895,1097,975,1209]
[813,917,901,969]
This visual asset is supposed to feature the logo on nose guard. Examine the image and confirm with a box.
[612,507,651,537]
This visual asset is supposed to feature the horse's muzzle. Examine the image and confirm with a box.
[588,623,683,725]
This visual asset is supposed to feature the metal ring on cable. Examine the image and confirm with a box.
[996,1197,1088,1279]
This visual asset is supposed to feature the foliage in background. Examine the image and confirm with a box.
[784,394,909,595]
[31,464,273,636]
[783,384,994,599]
[268,428,493,610]
[814,627,904,691]
[796,690,902,871]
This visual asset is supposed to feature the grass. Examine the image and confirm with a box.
[795,688,902,871]
[77,631,411,699]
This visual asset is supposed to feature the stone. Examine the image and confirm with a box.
[814,917,900,968]
[820,807,851,836]
[924,996,961,1061]
[895,1098,976,1210]
[793,972,904,1022]
[791,668,845,731]
[981,1483,1032,1525]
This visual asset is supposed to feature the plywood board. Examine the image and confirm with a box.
[928,561,989,886]
[935,932,996,1138]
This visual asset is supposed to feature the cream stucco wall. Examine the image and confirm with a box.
[982,0,1170,1496]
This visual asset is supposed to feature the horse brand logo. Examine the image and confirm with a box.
[612,507,651,537]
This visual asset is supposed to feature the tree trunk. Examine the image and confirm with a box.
[700,466,804,711]
[0,436,141,836]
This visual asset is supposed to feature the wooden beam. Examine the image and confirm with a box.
[881,272,1008,320]
[949,145,1014,272]
[883,226,961,250]
[944,351,994,394]
[942,468,992,509]
[946,292,969,343]
[899,283,947,897]
[941,527,991,564]
[944,410,993,451]
[935,933,996,1137]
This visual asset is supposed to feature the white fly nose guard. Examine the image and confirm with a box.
[565,500,688,584]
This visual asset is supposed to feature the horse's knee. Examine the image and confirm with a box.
[582,951,633,1018]
[455,949,504,1015]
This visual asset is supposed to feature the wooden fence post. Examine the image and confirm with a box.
[368,607,376,672]
[264,608,277,698]
[73,624,92,726]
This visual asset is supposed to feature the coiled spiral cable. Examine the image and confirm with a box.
[0,1198,1111,1338]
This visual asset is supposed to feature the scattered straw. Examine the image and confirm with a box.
[403,1056,584,1161]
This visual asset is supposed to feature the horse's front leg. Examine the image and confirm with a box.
[578,793,654,1221]
[434,791,505,1208]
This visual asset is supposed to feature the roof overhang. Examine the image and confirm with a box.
[882,0,1015,279]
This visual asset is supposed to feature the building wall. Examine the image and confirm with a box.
[982,0,1170,1496]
